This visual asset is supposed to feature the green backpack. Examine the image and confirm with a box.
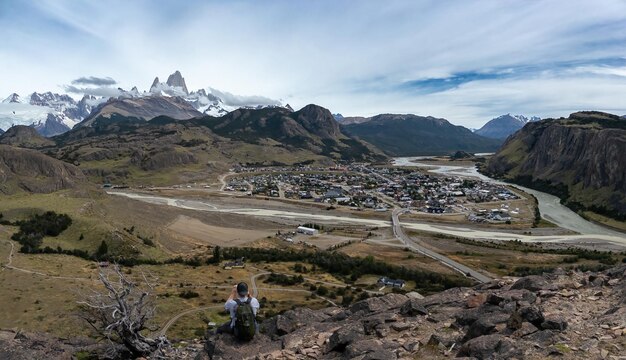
[234,298,256,340]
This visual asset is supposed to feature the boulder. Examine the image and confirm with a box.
[265,308,330,337]
[464,318,496,341]
[467,293,488,308]
[400,299,429,316]
[349,294,408,314]
[455,304,507,326]
[519,306,545,327]
[345,338,397,359]
[326,323,365,353]
[510,276,548,291]
[457,334,521,359]
[541,318,568,331]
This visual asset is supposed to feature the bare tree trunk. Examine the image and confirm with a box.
[78,264,168,358]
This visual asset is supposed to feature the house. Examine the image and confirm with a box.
[378,277,406,288]
[223,257,245,270]
[324,188,343,199]
[297,226,318,235]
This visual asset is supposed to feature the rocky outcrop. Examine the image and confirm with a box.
[485,111,626,220]
[0,145,86,194]
[180,265,626,360]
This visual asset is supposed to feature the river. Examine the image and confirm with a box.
[392,157,626,238]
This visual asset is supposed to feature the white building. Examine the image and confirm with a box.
[297,226,318,235]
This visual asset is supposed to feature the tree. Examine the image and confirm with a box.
[78,265,167,358]
[96,241,108,259]
[213,246,221,263]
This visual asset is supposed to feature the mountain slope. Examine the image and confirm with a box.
[77,96,203,127]
[0,145,86,194]
[194,104,385,161]
[0,125,55,148]
[475,114,540,139]
[343,114,502,156]
[484,111,626,221]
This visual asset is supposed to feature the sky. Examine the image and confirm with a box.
[1,0,626,128]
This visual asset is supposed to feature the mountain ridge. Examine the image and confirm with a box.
[475,114,541,139]
[342,114,502,156]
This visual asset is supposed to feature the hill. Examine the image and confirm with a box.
[342,114,502,156]
[475,114,541,139]
[77,95,202,127]
[0,125,55,148]
[46,105,384,185]
[484,111,626,222]
[0,145,86,194]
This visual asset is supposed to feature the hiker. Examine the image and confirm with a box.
[216,282,260,340]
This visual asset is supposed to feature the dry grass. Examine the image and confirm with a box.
[338,241,455,275]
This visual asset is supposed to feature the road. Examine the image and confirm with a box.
[392,209,493,283]
[250,270,270,297]
[1,239,14,272]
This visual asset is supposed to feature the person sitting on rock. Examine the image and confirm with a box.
[216,282,260,340]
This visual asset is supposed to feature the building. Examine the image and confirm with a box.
[223,257,245,270]
[297,226,318,235]
[378,277,406,288]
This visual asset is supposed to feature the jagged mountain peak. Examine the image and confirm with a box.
[2,93,22,103]
[165,70,189,95]
[150,77,160,91]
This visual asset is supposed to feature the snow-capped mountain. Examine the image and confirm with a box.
[1,70,287,136]
[0,92,106,137]
[148,71,288,117]
[474,114,541,139]
[148,71,237,116]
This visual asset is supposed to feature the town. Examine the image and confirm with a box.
[223,164,522,223]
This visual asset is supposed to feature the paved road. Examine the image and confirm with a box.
[392,209,493,283]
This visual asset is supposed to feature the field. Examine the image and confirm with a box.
[167,215,275,247]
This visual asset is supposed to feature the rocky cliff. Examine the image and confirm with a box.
[484,111,626,221]
[3,265,626,359]
[0,145,86,194]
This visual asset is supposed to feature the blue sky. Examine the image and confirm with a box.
[1,0,626,127]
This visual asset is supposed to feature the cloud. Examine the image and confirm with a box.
[71,76,117,86]
[64,85,124,97]
[207,88,281,107]
[2,0,626,128]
